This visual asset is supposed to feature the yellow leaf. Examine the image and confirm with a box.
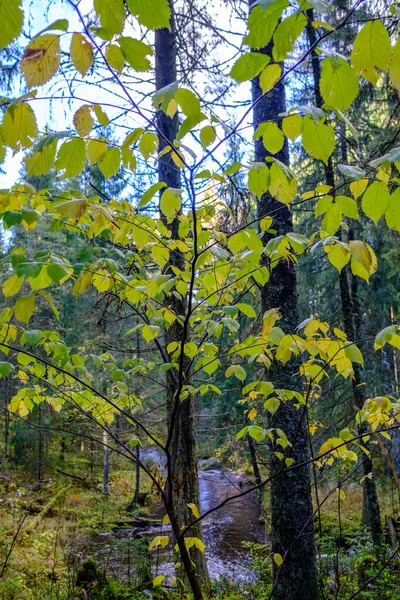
[14,294,35,324]
[21,34,60,87]
[2,103,38,150]
[187,502,200,518]
[70,33,94,76]
[2,274,24,298]
[261,308,281,338]
[274,553,283,567]
[282,114,302,141]
[87,139,107,165]
[73,105,94,137]
[350,178,368,199]
[0,0,24,49]
[260,64,281,93]
[152,575,165,587]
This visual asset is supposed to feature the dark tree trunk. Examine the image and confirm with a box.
[250,30,319,600]
[155,1,208,592]
[306,10,383,545]
[103,430,109,495]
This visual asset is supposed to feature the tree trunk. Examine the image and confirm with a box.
[103,429,109,495]
[306,10,382,545]
[155,1,208,591]
[250,22,319,600]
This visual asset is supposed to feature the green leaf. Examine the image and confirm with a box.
[0,0,24,49]
[264,396,280,415]
[248,163,270,199]
[361,181,390,224]
[93,104,109,126]
[320,57,359,111]
[153,82,178,115]
[15,262,42,278]
[38,290,59,319]
[272,12,307,62]
[151,245,169,268]
[139,182,166,208]
[336,195,359,219]
[325,243,350,273]
[139,132,158,160]
[20,34,61,87]
[230,52,270,82]
[47,263,70,284]
[87,139,107,165]
[248,425,265,443]
[2,274,24,298]
[255,121,284,154]
[0,362,14,377]
[385,188,400,231]
[344,342,364,366]
[2,103,38,151]
[369,146,400,168]
[200,125,216,148]
[225,364,247,382]
[142,325,160,342]
[14,294,35,324]
[390,36,400,92]
[37,19,69,34]
[94,0,125,37]
[20,330,42,346]
[70,33,94,76]
[302,115,335,164]
[374,325,396,349]
[322,203,342,235]
[245,0,289,50]
[338,164,366,179]
[351,20,391,84]
[160,188,182,222]
[282,114,302,141]
[105,43,125,72]
[274,553,283,567]
[99,147,121,178]
[24,140,57,176]
[118,37,153,71]
[269,161,296,205]
[126,0,171,29]
[237,303,257,318]
[56,138,86,178]
[175,88,202,119]
[259,63,281,93]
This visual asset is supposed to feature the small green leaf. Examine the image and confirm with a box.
[126,0,171,29]
[361,181,390,224]
[118,37,153,72]
[230,52,270,82]
[0,362,15,377]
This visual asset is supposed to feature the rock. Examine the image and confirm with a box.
[199,457,220,471]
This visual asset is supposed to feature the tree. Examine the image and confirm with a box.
[0,2,400,598]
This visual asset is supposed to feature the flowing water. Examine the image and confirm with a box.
[78,449,266,582]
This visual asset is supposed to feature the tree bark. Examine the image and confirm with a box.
[155,1,208,592]
[250,25,319,600]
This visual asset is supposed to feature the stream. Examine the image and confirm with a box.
[78,449,267,582]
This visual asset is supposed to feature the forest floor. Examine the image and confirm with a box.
[0,461,399,600]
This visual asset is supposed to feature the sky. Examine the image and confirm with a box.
[0,0,248,190]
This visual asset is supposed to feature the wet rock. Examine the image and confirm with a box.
[199,457,220,471]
